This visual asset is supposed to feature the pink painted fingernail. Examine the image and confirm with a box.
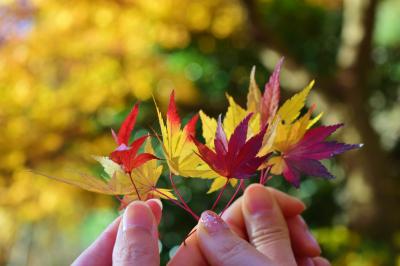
[199,211,228,234]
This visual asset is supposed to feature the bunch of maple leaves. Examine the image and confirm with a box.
[44,59,362,220]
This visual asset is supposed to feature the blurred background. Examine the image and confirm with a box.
[0,0,399,265]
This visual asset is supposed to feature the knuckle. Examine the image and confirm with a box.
[217,239,248,264]
[250,225,289,248]
[113,240,152,265]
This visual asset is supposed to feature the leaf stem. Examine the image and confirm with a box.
[211,178,229,211]
[128,172,142,201]
[168,172,199,220]
[259,169,265,184]
[220,179,244,217]
[152,188,183,208]
[260,166,271,185]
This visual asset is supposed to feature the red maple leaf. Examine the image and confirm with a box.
[193,114,269,179]
[109,103,158,173]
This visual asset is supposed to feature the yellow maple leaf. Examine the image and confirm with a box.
[223,94,260,138]
[207,177,238,194]
[155,92,215,179]
[35,159,134,195]
[246,66,262,113]
[277,80,314,125]
[199,110,218,148]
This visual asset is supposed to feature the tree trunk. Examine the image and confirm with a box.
[336,0,400,241]
[242,0,400,242]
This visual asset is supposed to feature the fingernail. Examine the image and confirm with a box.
[299,217,321,254]
[298,216,308,229]
[245,184,274,215]
[306,231,321,254]
[123,202,154,233]
[303,258,314,266]
[199,211,228,234]
[147,198,163,210]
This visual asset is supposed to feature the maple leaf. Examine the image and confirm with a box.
[194,114,269,180]
[247,58,283,127]
[244,59,324,157]
[37,140,176,208]
[223,94,260,138]
[111,103,139,149]
[109,103,158,173]
[155,91,215,178]
[207,176,238,194]
[247,58,314,127]
[35,159,135,196]
[198,60,285,163]
[117,139,177,208]
[199,110,239,193]
[258,80,321,156]
[268,110,362,187]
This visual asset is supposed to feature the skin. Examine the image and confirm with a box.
[73,186,330,266]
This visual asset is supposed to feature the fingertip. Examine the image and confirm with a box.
[243,184,276,216]
[113,201,159,265]
[146,199,163,224]
[287,215,321,257]
[245,183,267,195]
[268,187,306,217]
[148,198,163,210]
[167,230,207,266]
[198,211,229,235]
[123,201,155,233]
[197,210,270,266]
[242,184,296,265]
[313,257,331,266]
[297,257,315,266]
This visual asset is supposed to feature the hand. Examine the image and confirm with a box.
[72,199,163,266]
[73,185,329,266]
[169,184,330,266]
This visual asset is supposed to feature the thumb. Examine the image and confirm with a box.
[112,201,159,266]
[242,184,296,265]
[196,210,273,266]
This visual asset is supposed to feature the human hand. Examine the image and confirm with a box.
[169,184,329,266]
[73,185,329,266]
[72,199,163,266]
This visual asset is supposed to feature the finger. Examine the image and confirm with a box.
[222,187,305,236]
[72,217,121,266]
[113,201,159,266]
[268,187,306,217]
[170,188,306,265]
[223,190,318,258]
[197,210,272,266]
[222,188,305,225]
[146,198,163,225]
[167,228,207,266]
[297,257,315,266]
[287,215,321,257]
[73,200,161,266]
[242,184,296,265]
[221,197,248,239]
[313,257,331,266]
[222,200,321,257]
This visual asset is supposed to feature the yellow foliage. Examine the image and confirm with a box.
[0,0,246,262]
